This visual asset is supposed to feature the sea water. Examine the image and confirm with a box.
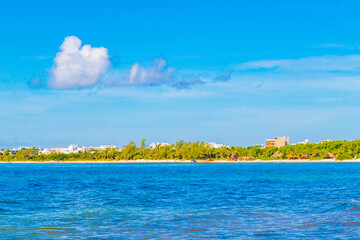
[1,163,360,239]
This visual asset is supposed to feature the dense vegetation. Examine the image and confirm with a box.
[1,139,360,161]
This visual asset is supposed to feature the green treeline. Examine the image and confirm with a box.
[1,139,359,162]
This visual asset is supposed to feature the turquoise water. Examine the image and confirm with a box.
[1,163,360,239]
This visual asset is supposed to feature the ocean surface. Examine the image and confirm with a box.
[1,163,360,239]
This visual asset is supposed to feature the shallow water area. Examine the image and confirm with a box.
[1,163,360,239]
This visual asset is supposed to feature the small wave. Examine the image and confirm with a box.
[186,228,206,232]
[0,200,21,205]
[345,222,360,227]
[35,227,64,231]
[349,205,359,210]
[28,232,43,235]
[294,223,319,229]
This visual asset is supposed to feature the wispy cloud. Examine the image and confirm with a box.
[27,77,47,89]
[316,43,354,49]
[35,56,52,60]
[171,77,203,89]
[239,55,360,72]
[22,55,52,60]
[213,71,232,82]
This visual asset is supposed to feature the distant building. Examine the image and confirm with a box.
[40,145,82,155]
[40,148,55,155]
[296,139,310,145]
[6,146,33,155]
[319,139,332,144]
[100,145,117,150]
[148,142,170,149]
[207,142,228,149]
[149,142,160,149]
[79,146,90,152]
[266,136,289,148]
[68,145,79,151]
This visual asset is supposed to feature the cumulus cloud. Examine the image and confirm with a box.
[129,59,175,86]
[48,36,110,89]
[114,59,175,86]
[239,55,360,72]
[105,59,204,89]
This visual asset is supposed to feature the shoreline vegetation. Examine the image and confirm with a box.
[1,159,360,163]
[1,139,360,162]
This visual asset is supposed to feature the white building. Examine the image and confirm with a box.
[207,142,228,149]
[295,139,310,145]
[149,142,160,149]
[40,148,56,155]
[40,145,81,155]
[78,146,90,152]
[100,145,117,150]
[148,142,170,149]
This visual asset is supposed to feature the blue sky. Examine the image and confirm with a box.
[1,0,360,148]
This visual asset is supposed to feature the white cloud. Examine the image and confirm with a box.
[318,43,353,49]
[48,36,110,89]
[105,59,204,89]
[239,55,360,72]
[104,59,174,87]
[129,59,175,86]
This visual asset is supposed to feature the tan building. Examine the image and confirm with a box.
[266,136,289,148]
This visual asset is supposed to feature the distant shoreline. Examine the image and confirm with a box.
[1,159,360,163]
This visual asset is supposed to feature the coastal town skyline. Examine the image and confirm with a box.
[1,136,339,154]
[2,137,356,162]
